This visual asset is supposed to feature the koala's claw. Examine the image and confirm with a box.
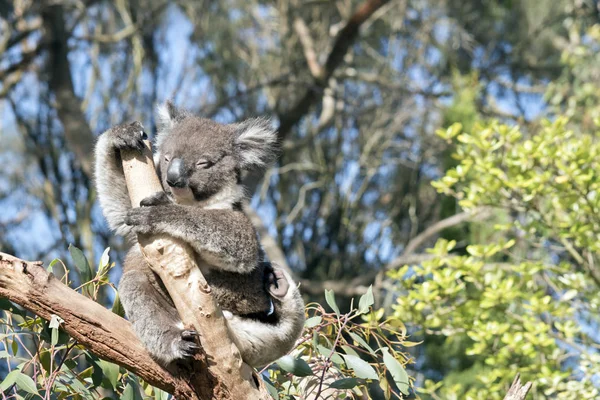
[108,121,147,151]
[181,329,199,340]
[178,329,200,358]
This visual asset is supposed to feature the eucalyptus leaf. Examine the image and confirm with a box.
[349,332,376,356]
[304,316,322,328]
[15,372,39,395]
[316,344,344,365]
[342,354,378,380]
[0,370,19,392]
[357,286,374,314]
[262,376,278,399]
[276,355,314,377]
[324,289,340,315]
[98,360,120,389]
[69,244,93,283]
[111,292,125,318]
[382,347,409,395]
[330,378,360,389]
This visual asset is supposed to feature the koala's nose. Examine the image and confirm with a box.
[166,158,186,188]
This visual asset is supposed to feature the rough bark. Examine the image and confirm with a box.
[120,141,270,399]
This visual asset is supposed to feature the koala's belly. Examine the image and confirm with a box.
[124,246,271,317]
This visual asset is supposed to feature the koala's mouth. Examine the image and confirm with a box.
[169,186,195,204]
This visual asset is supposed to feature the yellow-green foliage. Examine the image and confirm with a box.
[390,119,600,399]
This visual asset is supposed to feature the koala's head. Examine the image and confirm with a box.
[154,101,278,208]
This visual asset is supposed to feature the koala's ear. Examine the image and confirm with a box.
[155,100,181,130]
[267,268,290,299]
[234,118,279,170]
[155,100,187,149]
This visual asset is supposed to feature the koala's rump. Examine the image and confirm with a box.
[204,266,271,316]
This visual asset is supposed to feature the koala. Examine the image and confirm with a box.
[94,102,305,368]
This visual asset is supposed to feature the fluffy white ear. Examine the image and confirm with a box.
[234,118,279,170]
[155,100,187,149]
[156,101,175,130]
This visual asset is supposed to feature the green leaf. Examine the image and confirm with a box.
[330,378,360,389]
[276,355,314,377]
[342,354,378,380]
[357,286,374,314]
[0,298,13,311]
[341,345,359,357]
[84,353,104,388]
[0,370,19,392]
[51,328,58,347]
[324,289,340,315]
[99,360,120,389]
[49,314,63,346]
[348,332,376,356]
[99,247,111,273]
[304,316,322,328]
[316,344,344,365]
[15,372,39,395]
[111,292,125,317]
[382,347,409,395]
[0,298,26,317]
[121,383,135,400]
[48,258,61,273]
[69,244,93,297]
[262,376,278,400]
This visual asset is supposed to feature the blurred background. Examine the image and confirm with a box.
[2,0,600,398]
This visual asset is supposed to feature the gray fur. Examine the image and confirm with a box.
[94,103,304,367]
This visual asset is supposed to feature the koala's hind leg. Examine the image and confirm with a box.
[119,251,199,366]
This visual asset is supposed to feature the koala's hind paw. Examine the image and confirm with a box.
[175,329,200,359]
[107,121,147,151]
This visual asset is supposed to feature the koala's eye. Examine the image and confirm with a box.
[196,159,213,169]
[164,155,170,163]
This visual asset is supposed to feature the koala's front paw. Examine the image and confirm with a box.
[106,121,147,151]
[125,207,156,234]
[140,191,171,207]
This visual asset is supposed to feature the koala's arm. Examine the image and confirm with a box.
[126,204,260,273]
[94,122,147,241]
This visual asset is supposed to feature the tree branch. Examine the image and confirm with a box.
[0,252,198,397]
[503,373,533,400]
[299,208,491,296]
[293,17,323,79]
[41,4,95,177]
[119,140,269,399]
[278,0,388,139]
[402,207,492,256]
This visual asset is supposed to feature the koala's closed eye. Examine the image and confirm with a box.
[196,159,213,169]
